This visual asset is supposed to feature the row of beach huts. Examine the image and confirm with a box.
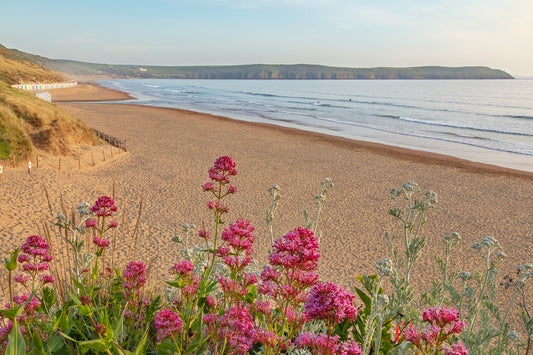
[11,82,78,91]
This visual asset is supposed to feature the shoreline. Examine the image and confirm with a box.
[54,82,532,179]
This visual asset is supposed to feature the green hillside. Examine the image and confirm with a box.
[6,45,513,80]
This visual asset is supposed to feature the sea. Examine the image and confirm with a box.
[97,79,533,172]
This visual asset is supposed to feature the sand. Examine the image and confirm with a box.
[1,83,532,306]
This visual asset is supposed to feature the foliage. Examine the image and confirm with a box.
[0,155,531,355]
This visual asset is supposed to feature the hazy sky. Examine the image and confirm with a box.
[2,0,532,76]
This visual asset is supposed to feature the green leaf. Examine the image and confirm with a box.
[5,319,26,355]
[32,329,44,352]
[354,287,372,311]
[71,277,86,291]
[42,286,56,310]
[132,328,150,355]
[47,333,64,352]
[79,339,108,352]
[77,304,93,317]
[113,306,126,342]
[165,281,183,288]
[0,309,17,319]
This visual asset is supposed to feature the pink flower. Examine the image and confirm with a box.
[207,200,230,213]
[123,261,147,295]
[198,229,212,240]
[295,333,340,355]
[207,156,237,184]
[95,323,106,335]
[85,219,98,228]
[202,182,217,192]
[221,219,255,253]
[443,341,468,355]
[154,308,183,342]
[39,274,55,284]
[305,282,358,325]
[269,227,320,272]
[227,184,237,194]
[91,196,118,217]
[17,235,54,286]
[423,307,461,327]
[205,305,256,355]
[14,274,30,284]
[340,340,363,355]
[170,260,194,276]
[93,236,110,248]
[108,220,118,228]
[17,254,30,263]
[80,295,91,305]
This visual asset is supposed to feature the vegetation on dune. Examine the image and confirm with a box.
[0,45,98,160]
[0,45,65,85]
[0,82,98,159]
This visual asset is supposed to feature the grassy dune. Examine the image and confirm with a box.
[0,45,98,160]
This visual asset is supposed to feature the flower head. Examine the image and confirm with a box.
[269,227,320,271]
[123,261,147,298]
[305,281,358,325]
[91,196,117,217]
[154,308,183,342]
[208,156,237,184]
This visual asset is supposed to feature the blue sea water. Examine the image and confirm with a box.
[98,79,533,172]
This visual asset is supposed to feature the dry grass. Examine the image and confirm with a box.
[0,54,64,85]
[0,81,98,160]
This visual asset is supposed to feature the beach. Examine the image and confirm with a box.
[1,83,532,300]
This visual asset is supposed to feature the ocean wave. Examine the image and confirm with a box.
[309,115,533,156]
[499,114,533,120]
[397,116,533,136]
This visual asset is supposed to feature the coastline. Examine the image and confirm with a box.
[1,82,531,300]
[54,82,533,178]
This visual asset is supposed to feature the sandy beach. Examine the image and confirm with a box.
[1,83,532,303]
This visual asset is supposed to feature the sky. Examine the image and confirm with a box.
[1,0,532,76]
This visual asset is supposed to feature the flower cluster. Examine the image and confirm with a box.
[218,219,256,275]
[85,196,119,250]
[122,261,147,302]
[154,308,183,342]
[208,155,237,184]
[204,304,257,355]
[256,227,321,351]
[305,281,358,325]
[169,260,200,302]
[404,307,468,354]
[295,333,362,355]
[1,293,48,351]
[204,156,237,223]
[15,235,55,288]
[91,195,118,217]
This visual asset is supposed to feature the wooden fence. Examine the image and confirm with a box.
[93,129,127,151]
